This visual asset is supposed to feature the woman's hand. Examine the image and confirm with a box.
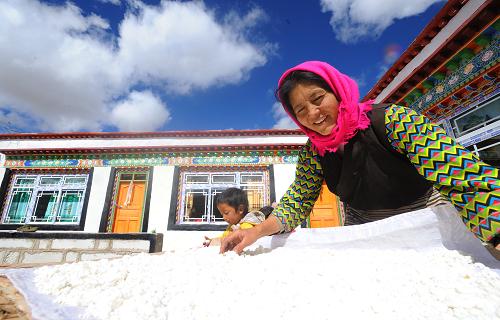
[219,227,261,254]
[220,215,282,254]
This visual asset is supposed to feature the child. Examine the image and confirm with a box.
[203,187,265,247]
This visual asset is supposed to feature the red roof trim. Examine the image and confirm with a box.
[0,143,305,156]
[0,129,304,140]
[362,0,470,101]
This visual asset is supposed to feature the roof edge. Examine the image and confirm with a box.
[0,129,305,140]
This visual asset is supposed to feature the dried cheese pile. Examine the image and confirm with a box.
[34,247,500,320]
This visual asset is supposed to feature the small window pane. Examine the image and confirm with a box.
[478,143,500,168]
[5,190,32,223]
[134,174,147,181]
[15,177,36,186]
[32,191,58,222]
[212,174,235,183]
[120,174,134,181]
[242,186,265,212]
[186,174,209,184]
[40,177,62,185]
[241,174,263,184]
[56,191,83,223]
[64,177,87,185]
[183,189,208,222]
[210,189,227,223]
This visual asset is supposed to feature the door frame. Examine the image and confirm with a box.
[105,167,153,233]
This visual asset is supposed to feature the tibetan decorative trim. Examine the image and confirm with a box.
[428,82,499,122]
[410,37,499,115]
[3,151,300,168]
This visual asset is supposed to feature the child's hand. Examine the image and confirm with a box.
[203,236,212,247]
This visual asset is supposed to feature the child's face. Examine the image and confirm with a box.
[217,203,244,225]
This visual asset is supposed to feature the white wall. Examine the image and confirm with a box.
[147,166,175,235]
[84,167,112,232]
[273,164,297,202]
[0,167,6,185]
[162,230,220,251]
[0,134,307,151]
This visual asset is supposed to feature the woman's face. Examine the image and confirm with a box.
[288,83,339,136]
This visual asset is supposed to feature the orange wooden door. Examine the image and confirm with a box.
[309,183,341,228]
[112,181,146,233]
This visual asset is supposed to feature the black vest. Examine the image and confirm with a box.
[318,105,433,211]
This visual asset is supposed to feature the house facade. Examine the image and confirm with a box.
[0,130,343,251]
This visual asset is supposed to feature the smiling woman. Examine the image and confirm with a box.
[288,83,339,136]
[220,60,500,255]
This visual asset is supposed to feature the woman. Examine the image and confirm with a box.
[220,61,499,254]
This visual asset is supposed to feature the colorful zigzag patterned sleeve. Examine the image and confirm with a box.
[385,105,500,243]
[271,140,324,233]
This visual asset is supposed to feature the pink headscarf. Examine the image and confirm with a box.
[277,61,374,156]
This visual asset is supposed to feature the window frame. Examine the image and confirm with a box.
[450,94,500,138]
[0,169,93,231]
[168,166,274,231]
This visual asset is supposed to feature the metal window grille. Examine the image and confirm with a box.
[1,174,88,224]
[177,170,269,225]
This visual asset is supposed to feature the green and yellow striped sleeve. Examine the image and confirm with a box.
[271,140,324,232]
[385,105,500,242]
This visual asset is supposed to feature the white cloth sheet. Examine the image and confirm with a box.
[2,204,499,320]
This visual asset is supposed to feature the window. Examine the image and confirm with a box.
[176,168,270,226]
[450,95,500,138]
[1,173,89,225]
[467,136,500,168]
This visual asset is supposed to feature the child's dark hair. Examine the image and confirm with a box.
[216,187,249,214]
[275,70,334,118]
[259,205,274,218]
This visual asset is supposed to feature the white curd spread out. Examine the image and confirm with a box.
[34,247,500,320]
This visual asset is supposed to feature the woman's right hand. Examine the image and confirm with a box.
[219,227,261,254]
[220,215,282,254]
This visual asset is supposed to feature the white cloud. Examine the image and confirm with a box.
[320,0,444,43]
[271,102,298,129]
[110,91,170,131]
[0,0,270,132]
[117,1,269,94]
[97,0,121,5]
[223,6,266,33]
[0,109,35,133]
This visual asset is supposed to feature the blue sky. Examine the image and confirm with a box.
[0,0,446,133]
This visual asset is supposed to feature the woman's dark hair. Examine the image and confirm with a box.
[216,187,249,214]
[259,205,274,218]
[275,70,334,118]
